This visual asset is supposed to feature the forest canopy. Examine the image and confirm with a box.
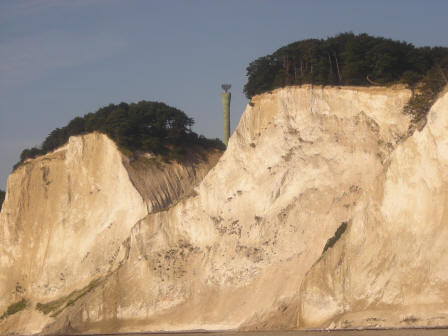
[15,101,224,169]
[244,33,448,121]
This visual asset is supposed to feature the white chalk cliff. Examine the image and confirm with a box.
[1,85,448,334]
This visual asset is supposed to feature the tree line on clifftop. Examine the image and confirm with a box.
[244,33,448,122]
[15,101,224,169]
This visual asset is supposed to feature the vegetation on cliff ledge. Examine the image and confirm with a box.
[0,298,28,320]
[36,278,101,317]
[244,33,448,121]
[15,101,224,169]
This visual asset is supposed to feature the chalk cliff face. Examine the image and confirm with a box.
[0,133,221,334]
[0,133,148,333]
[1,85,448,334]
[299,88,448,328]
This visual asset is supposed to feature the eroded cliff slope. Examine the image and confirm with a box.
[1,85,448,334]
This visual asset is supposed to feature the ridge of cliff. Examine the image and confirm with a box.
[2,85,448,334]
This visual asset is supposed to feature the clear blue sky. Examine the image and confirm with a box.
[1,0,447,189]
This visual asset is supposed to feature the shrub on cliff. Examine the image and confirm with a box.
[244,33,448,121]
[15,101,224,169]
[404,57,448,122]
[0,299,27,320]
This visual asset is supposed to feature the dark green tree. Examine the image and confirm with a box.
[244,33,448,99]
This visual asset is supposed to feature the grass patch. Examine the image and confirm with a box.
[0,298,28,320]
[36,278,101,317]
[322,221,348,254]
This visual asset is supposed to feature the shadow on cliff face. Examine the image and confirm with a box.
[124,147,223,213]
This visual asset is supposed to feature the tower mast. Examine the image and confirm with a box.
[221,84,231,146]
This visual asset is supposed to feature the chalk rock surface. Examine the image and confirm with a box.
[1,85,448,334]
[0,133,220,334]
[299,88,448,328]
